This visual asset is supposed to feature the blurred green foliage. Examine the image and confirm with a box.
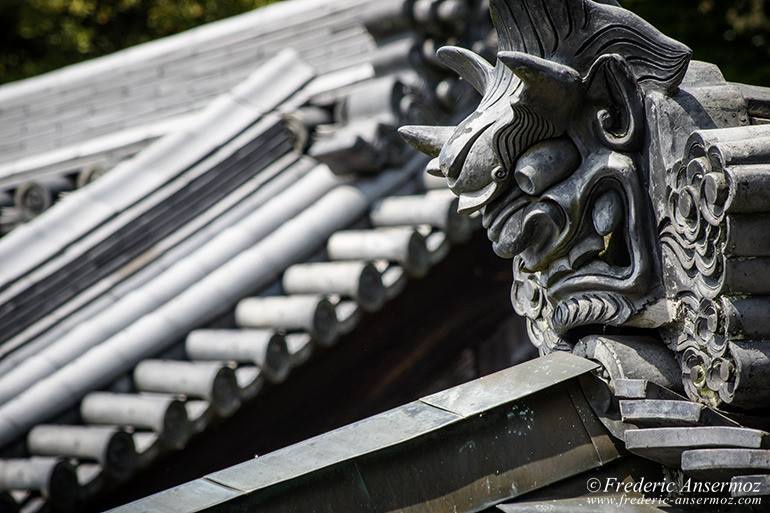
[1,0,769,86]
[624,0,770,85]
[0,0,279,85]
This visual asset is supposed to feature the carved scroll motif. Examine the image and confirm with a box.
[661,124,770,407]
[510,257,566,354]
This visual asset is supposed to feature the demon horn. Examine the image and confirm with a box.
[497,51,581,89]
[398,125,455,158]
[436,46,494,95]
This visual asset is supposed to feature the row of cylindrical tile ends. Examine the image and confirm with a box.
[0,180,478,512]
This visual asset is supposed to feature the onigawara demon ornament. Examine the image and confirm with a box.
[401,0,770,410]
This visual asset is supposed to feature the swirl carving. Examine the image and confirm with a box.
[660,125,770,407]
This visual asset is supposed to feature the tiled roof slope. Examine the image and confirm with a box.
[0,0,380,164]
[0,0,425,237]
[0,0,493,510]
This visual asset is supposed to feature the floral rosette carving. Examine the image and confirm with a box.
[660,137,734,405]
[660,125,770,407]
[666,292,735,406]
[660,153,728,299]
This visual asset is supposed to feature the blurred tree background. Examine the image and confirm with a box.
[0,0,279,85]
[0,0,769,85]
[624,0,770,85]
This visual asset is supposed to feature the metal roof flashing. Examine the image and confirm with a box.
[112,352,603,512]
[420,351,600,418]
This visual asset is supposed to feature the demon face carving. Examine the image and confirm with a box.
[401,0,691,352]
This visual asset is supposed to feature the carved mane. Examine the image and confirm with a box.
[490,0,692,93]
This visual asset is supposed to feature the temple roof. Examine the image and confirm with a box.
[0,0,509,510]
[7,1,770,511]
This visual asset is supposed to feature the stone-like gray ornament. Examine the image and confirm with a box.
[401,0,770,410]
[400,0,691,353]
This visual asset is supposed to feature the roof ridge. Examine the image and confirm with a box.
[0,0,375,106]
